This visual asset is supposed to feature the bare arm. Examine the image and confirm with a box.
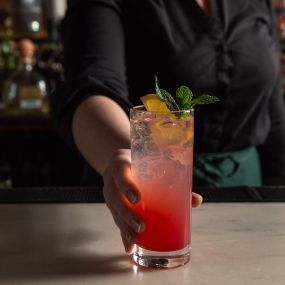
[72,95,130,175]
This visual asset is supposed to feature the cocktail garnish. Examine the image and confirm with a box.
[140,93,170,112]
[151,75,219,113]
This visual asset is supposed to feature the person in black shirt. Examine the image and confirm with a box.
[53,0,285,252]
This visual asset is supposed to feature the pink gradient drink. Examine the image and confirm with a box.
[130,106,193,268]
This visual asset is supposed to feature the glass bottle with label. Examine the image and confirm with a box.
[2,38,49,116]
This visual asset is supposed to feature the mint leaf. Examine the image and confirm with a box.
[181,102,193,110]
[160,88,180,111]
[155,75,180,111]
[176,86,193,109]
[154,75,165,101]
[189,94,219,108]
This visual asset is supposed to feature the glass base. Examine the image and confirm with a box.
[133,245,191,268]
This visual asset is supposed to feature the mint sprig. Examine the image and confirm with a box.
[154,75,219,113]
[155,76,180,111]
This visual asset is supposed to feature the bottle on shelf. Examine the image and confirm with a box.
[2,38,49,116]
[36,0,66,95]
[1,18,17,75]
[36,18,64,95]
[0,17,16,113]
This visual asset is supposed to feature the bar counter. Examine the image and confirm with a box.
[0,187,284,285]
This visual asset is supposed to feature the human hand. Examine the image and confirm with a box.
[102,149,203,253]
[103,149,143,253]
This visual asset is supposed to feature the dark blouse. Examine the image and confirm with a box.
[53,0,285,180]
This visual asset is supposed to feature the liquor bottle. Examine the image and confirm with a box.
[2,38,49,116]
[0,17,16,112]
[36,9,64,95]
[2,35,16,75]
[36,18,64,94]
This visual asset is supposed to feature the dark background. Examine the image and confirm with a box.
[0,0,284,187]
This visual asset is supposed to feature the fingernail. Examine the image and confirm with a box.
[126,232,133,243]
[125,243,134,254]
[131,219,145,233]
[126,190,138,204]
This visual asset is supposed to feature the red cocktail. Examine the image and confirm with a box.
[131,106,193,268]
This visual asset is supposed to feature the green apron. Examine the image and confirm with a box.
[193,146,262,187]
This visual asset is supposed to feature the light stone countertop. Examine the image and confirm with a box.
[0,203,284,285]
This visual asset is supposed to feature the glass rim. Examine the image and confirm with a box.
[130,105,194,114]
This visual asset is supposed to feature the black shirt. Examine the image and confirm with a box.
[53,0,285,180]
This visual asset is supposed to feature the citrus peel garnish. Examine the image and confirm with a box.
[140,94,170,112]
[150,118,194,147]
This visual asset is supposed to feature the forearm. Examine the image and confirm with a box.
[72,95,131,175]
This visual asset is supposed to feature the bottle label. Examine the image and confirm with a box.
[20,99,42,109]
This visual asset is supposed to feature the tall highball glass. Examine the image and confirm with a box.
[130,106,194,268]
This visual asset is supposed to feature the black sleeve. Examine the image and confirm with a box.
[51,0,131,151]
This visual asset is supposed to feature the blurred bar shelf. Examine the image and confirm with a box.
[0,114,53,133]
[0,114,84,187]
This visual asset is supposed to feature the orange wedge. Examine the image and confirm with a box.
[140,94,193,147]
[151,118,194,147]
[140,94,170,112]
